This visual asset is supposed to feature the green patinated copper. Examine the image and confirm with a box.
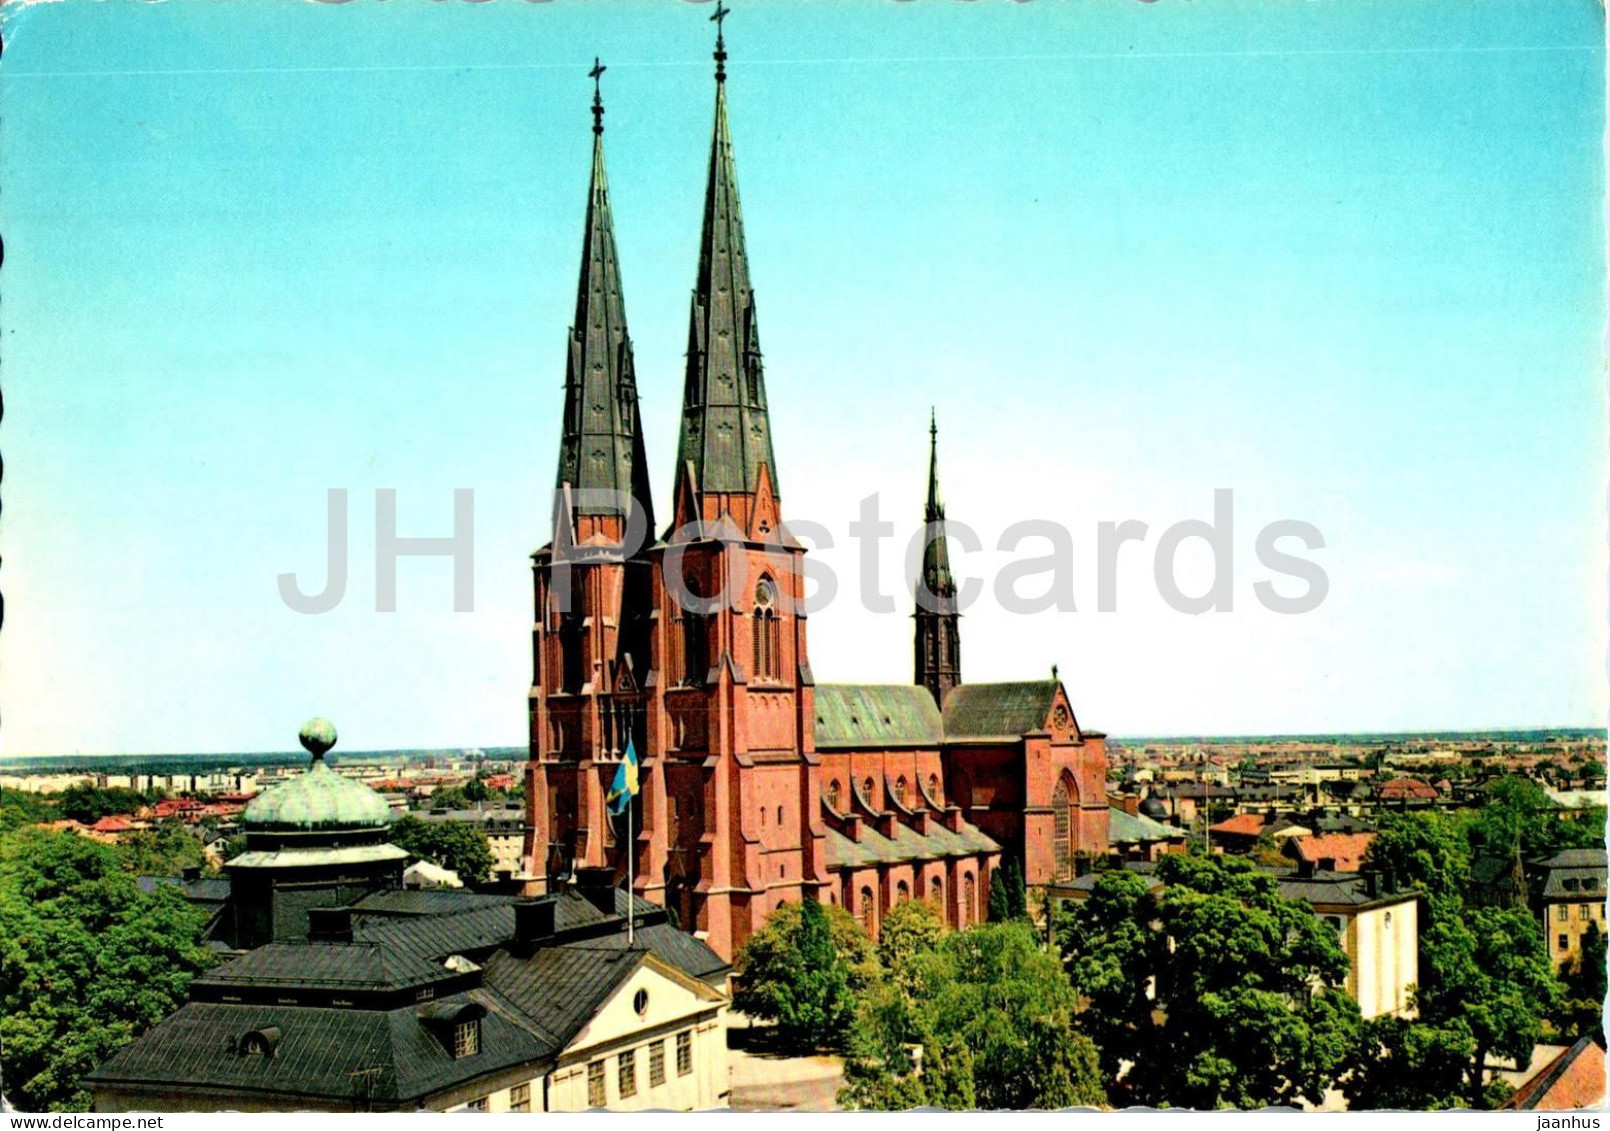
[244,719,394,831]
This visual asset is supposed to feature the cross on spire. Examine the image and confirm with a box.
[712,1,729,82]
[590,57,607,135]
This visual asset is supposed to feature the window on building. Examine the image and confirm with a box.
[963,873,977,926]
[510,1083,531,1113]
[650,1040,667,1087]
[777,804,784,824]
[1582,904,1593,921]
[1558,934,1569,952]
[927,773,940,801]
[1586,878,1600,892]
[862,777,875,804]
[453,1019,480,1058]
[826,779,841,809]
[681,610,708,687]
[896,880,910,903]
[1559,905,1571,922]
[860,886,876,932]
[894,777,907,807]
[1565,878,1580,892]
[588,1060,606,1107]
[752,578,779,681]
[676,1030,693,1076]
[760,807,766,827]
[931,876,943,906]
[619,1048,637,1098]
[464,1097,488,1113]
[1052,776,1075,881]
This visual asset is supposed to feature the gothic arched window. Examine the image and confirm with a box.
[859,886,876,933]
[896,880,910,904]
[963,873,977,926]
[894,777,907,808]
[927,774,941,803]
[1053,773,1077,881]
[826,779,842,810]
[930,875,943,908]
[752,577,779,681]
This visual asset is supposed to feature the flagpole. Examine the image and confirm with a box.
[627,778,635,947]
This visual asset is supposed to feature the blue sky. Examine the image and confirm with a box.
[1,0,1603,755]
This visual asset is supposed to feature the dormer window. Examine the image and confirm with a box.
[454,1020,480,1058]
[894,777,907,808]
[239,1027,282,1059]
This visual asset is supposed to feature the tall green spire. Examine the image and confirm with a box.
[675,10,779,506]
[556,58,654,533]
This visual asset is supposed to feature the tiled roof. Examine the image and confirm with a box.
[814,684,944,749]
[85,995,552,1105]
[824,816,998,870]
[1504,1036,1606,1111]
[1378,778,1438,800]
[1208,813,1267,838]
[1291,833,1376,872]
[942,681,1059,740]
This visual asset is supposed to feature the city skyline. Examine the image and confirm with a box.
[2,0,1604,755]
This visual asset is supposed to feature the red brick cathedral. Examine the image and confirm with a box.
[524,29,1108,961]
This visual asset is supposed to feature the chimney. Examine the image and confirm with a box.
[307,906,353,942]
[1364,872,1381,898]
[941,805,963,834]
[514,897,557,944]
[182,865,202,883]
[575,866,617,914]
[1297,857,1315,879]
[1318,857,1337,873]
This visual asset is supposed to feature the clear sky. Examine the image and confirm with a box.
[1,0,1603,756]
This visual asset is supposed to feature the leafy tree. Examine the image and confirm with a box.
[843,920,1104,1110]
[988,857,1027,923]
[1552,922,1606,1042]
[55,785,152,825]
[1347,904,1560,1109]
[1057,854,1363,1109]
[734,899,860,1051]
[876,899,944,994]
[1361,811,1470,920]
[0,827,216,1111]
[0,790,57,831]
[462,777,490,803]
[388,815,494,884]
[116,820,204,877]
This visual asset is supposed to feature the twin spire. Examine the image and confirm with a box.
[555,9,775,542]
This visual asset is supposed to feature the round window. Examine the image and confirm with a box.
[633,989,649,1017]
[754,577,775,609]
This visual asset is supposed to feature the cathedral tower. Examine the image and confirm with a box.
[647,7,828,956]
[915,412,962,706]
[526,62,657,886]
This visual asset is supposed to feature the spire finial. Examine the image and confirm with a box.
[1051,663,1059,682]
[299,717,337,764]
[711,1,730,82]
[590,57,607,135]
[930,406,937,440]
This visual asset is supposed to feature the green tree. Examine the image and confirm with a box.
[1362,811,1470,920]
[0,827,217,1111]
[842,920,1105,1110]
[988,857,1027,923]
[388,815,494,884]
[1057,854,1363,1109]
[876,899,945,995]
[1347,905,1560,1109]
[55,785,151,825]
[116,820,204,877]
[1552,921,1605,1042]
[733,900,860,1051]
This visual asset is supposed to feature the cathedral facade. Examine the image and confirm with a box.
[523,29,1108,962]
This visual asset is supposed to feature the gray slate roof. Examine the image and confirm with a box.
[942,681,1058,740]
[86,995,552,1107]
[195,941,448,995]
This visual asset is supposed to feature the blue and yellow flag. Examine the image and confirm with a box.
[606,738,639,816]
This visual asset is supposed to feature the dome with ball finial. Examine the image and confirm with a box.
[242,718,395,832]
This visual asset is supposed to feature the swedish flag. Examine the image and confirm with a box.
[606,738,639,816]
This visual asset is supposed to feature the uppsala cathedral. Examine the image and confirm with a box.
[523,20,1109,961]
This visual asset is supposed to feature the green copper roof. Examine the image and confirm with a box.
[675,52,780,501]
[244,721,395,832]
[814,684,943,749]
[243,760,397,831]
